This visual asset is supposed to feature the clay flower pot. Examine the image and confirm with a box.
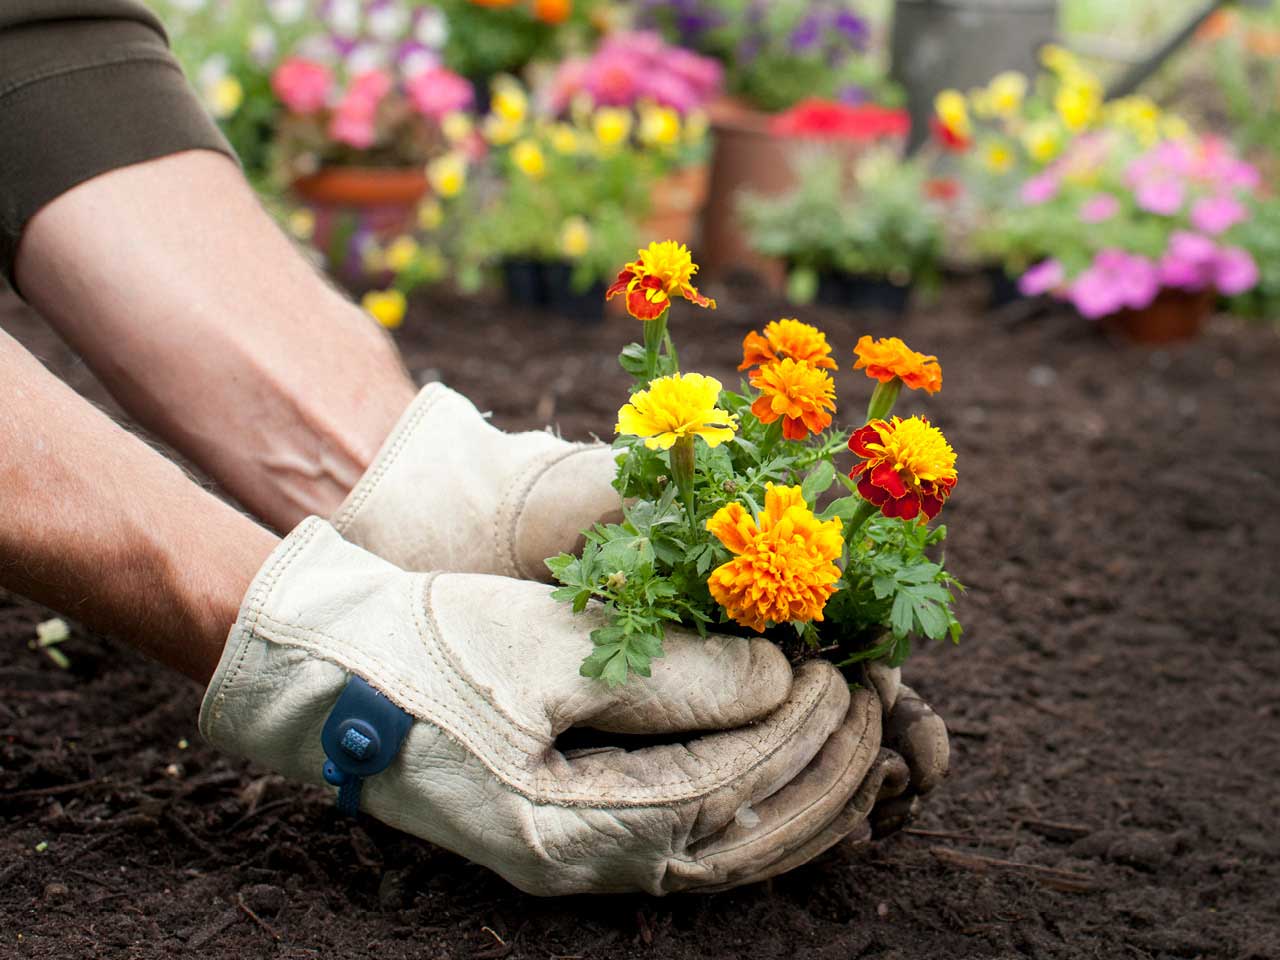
[641,162,711,248]
[1106,288,1216,345]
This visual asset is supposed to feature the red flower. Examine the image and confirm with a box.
[924,178,961,202]
[930,116,971,153]
[771,99,910,142]
[848,416,957,521]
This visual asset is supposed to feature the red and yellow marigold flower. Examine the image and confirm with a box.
[605,240,716,321]
[738,318,838,373]
[615,372,737,450]
[749,358,836,441]
[706,484,844,633]
[852,335,942,394]
[848,416,957,521]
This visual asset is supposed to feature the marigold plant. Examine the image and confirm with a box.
[548,243,964,686]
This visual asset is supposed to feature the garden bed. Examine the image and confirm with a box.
[2,282,1278,958]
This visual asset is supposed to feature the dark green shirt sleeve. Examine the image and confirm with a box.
[0,0,235,288]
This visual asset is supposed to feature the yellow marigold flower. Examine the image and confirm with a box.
[1055,80,1101,133]
[1021,120,1063,164]
[385,236,419,272]
[853,335,942,394]
[417,199,444,231]
[483,113,522,145]
[559,216,591,258]
[706,484,843,633]
[739,318,837,373]
[441,111,474,143]
[207,75,244,119]
[593,107,633,151]
[605,240,715,320]
[1039,43,1076,75]
[286,208,315,240]
[638,104,681,147]
[426,151,467,197]
[934,89,971,140]
[615,372,737,451]
[512,139,547,178]
[362,289,407,330]
[549,123,581,154]
[987,70,1027,118]
[981,140,1015,174]
[848,416,957,521]
[749,359,837,441]
[491,78,527,125]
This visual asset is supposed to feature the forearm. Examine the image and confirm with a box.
[14,151,417,532]
[0,327,277,683]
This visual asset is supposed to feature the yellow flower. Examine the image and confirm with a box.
[417,199,444,231]
[1055,80,1101,133]
[605,240,715,320]
[385,236,419,272]
[706,484,843,633]
[986,71,1027,118]
[559,217,591,258]
[207,75,244,119]
[286,208,315,240]
[934,89,971,140]
[1106,95,1162,146]
[426,151,467,197]
[593,107,633,151]
[512,139,547,178]
[549,123,581,154]
[361,289,407,330]
[441,111,474,143]
[491,78,528,125]
[981,139,1015,174]
[615,372,736,451]
[1162,114,1191,141]
[638,104,681,147]
[1021,120,1063,164]
[1039,43,1077,75]
[483,114,522,145]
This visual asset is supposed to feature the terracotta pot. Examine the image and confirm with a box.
[1106,288,1215,344]
[291,167,430,207]
[641,162,710,247]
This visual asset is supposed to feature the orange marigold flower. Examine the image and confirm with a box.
[848,416,957,521]
[605,240,716,321]
[706,484,844,633]
[749,358,837,441]
[852,335,942,394]
[533,0,571,22]
[739,318,838,373]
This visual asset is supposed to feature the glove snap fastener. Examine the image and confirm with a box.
[320,676,413,818]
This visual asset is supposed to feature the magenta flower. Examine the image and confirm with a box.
[1079,193,1120,224]
[1020,172,1059,206]
[1069,250,1159,319]
[1158,231,1217,291]
[272,57,332,114]
[347,69,392,107]
[1018,258,1065,297]
[1134,178,1184,216]
[1190,195,1247,236]
[1214,247,1260,295]
[405,67,473,120]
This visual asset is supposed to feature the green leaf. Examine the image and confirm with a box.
[800,461,836,505]
[914,598,949,639]
[820,495,861,524]
[601,650,630,687]
[618,342,649,377]
[890,592,915,638]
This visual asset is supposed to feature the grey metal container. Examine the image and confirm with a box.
[891,0,1060,151]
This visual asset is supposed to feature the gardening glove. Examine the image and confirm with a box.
[332,382,620,581]
[201,517,910,896]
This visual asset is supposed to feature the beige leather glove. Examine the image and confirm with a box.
[332,383,620,581]
[201,518,911,896]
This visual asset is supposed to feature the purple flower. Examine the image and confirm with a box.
[1079,193,1120,224]
[789,16,822,52]
[1214,246,1260,295]
[833,10,869,47]
[1020,172,1059,206]
[1190,195,1247,235]
[1134,178,1184,216]
[1018,259,1065,297]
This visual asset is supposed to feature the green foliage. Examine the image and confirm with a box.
[437,0,603,80]
[739,149,944,294]
[1225,193,1280,323]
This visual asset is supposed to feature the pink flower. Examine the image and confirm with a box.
[1214,246,1259,295]
[329,104,377,148]
[1079,194,1120,224]
[1157,231,1216,292]
[347,69,392,107]
[1190,195,1247,235]
[405,67,473,120]
[1134,178,1184,216]
[1069,250,1158,319]
[1018,258,1065,297]
[272,58,332,114]
[1020,172,1059,206]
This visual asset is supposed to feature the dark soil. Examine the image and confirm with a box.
[3,280,1279,959]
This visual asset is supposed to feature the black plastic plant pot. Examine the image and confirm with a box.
[985,265,1024,310]
[501,257,547,308]
[541,261,606,326]
[816,271,912,318]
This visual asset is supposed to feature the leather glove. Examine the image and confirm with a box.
[200,518,911,896]
[332,383,620,581]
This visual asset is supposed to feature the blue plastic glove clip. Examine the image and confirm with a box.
[320,676,413,817]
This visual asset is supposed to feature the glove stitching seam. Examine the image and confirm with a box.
[497,444,596,579]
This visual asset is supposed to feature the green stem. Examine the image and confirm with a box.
[865,377,902,424]
[842,499,879,567]
[760,417,784,461]
[642,312,668,380]
[669,435,698,529]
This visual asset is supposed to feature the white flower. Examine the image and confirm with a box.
[345,43,387,76]
[400,48,440,78]
[414,6,448,48]
[196,53,228,89]
[247,24,277,66]
[327,0,361,38]
[368,3,410,42]
[268,0,307,24]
